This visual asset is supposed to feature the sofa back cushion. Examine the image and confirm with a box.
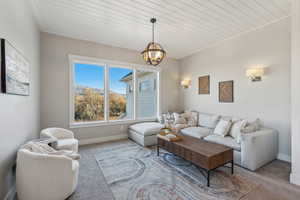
[198,113,220,128]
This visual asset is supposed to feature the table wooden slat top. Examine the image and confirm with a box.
[171,135,232,157]
[157,134,233,170]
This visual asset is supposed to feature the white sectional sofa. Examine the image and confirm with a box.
[181,112,278,171]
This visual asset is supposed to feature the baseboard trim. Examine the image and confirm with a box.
[79,134,128,146]
[290,172,300,186]
[4,185,16,200]
[277,153,291,162]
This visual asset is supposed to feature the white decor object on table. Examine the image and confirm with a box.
[16,142,79,200]
[40,127,78,153]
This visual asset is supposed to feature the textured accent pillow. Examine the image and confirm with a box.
[174,117,187,125]
[230,120,247,143]
[213,119,232,137]
[182,111,198,127]
[242,119,261,133]
[173,113,187,125]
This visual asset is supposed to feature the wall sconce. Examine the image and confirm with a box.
[246,68,265,82]
[181,79,191,89]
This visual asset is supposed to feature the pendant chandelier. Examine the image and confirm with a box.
[141,18,166,66]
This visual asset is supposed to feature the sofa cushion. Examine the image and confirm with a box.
[181,127,212,139]
[198,113,220,128]
[204,134,241,151]
[129,122,164,136]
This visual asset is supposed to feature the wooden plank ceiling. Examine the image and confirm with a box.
[30,0,291,59]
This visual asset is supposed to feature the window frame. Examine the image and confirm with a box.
[69,54,161,128]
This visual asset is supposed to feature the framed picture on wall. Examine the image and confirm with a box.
[198,75,210,94]
[1,39,30,96]
[219,80,234,102]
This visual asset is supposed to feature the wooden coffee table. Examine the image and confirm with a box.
[157,135,234,187]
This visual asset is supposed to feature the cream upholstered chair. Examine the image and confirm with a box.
[41,128,78,153]
[16,148,79,200]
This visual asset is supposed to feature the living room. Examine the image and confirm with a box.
[1,0,300,200]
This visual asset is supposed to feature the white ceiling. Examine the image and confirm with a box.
[30,0,291,59]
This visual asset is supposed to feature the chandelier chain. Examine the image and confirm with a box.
[152,21,154,43]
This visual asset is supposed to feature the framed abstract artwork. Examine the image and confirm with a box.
[219,80,234,102]
[198,75,210,94]
[1,39,30,96]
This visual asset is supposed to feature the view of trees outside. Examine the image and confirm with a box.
[75,87,104,121]
[109,67,133,120]
[74,63,133,122]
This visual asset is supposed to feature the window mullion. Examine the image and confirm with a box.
[133,69,137,120]
[104,64,109,122]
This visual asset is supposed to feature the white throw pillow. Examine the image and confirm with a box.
[242,119,261,133]
[214,119,232,137]
[230,120,247,143]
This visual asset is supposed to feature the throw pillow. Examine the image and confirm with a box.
[242,118,261,133]
[182,111,198,127]
[158,115,164,124]
[214,119,232,137]
[174,116,186,125]
[173,113,187,124]
[230,120,247,143]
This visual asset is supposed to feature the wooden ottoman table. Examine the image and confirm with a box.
[157,135,234,187]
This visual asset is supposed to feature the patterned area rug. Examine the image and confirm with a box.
[95,141,258,200]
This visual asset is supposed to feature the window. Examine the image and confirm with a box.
[109,67,133,120]
[74,63,105,122]
[70,55,160,127]
[137,70,157,119]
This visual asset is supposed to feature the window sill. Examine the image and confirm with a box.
[69,118,157,128]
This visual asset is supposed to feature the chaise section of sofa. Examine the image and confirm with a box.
[128,122,164,146]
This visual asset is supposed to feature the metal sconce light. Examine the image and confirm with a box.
[181,79,191,89]
[246,68,265,82]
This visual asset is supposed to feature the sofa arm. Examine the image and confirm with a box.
[240,128,278,171]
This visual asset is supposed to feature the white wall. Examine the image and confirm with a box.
[290,0,300,186]
[40,32,181,141]
[0,1,40,198]
[179,18,291,160]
